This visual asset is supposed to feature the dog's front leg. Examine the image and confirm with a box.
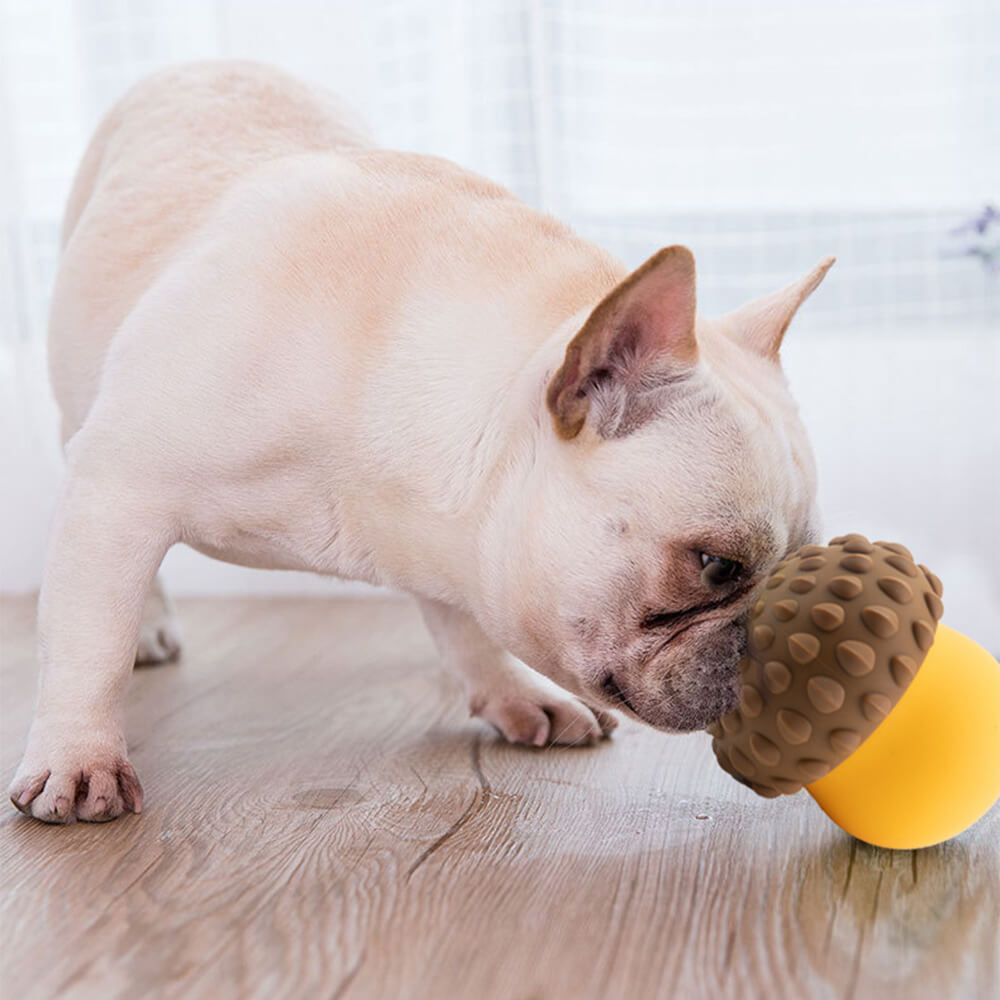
[418,599,616,747]
[9,462,172,823]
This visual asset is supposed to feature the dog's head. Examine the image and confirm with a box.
[485,246,830,731]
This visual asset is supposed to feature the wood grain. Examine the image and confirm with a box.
[1,595,997,999]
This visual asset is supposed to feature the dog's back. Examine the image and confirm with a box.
[50,61,369,440]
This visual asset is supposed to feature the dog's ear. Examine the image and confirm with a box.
[723,256,835,360]
[546,245,697,440]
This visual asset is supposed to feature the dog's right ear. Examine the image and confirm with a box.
[722,256,835,360]
[546,246,698,440]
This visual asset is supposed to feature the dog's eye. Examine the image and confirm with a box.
[699,552,743,586]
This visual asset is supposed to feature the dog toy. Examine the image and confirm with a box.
[708,534,1000,849]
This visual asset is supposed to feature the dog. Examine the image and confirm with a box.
[9,61,831,823]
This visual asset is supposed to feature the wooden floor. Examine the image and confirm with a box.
[1,596,997,1000]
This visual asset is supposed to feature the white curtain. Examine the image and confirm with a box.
[1,0,997,645]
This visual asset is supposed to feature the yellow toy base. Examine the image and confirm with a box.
[806,625,1000,849]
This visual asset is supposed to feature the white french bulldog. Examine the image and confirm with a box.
[10,62,831,823]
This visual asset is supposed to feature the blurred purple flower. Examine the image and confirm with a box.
[950,204,998,237]
[948,204,999,273]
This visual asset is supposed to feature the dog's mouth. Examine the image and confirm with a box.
[600,672,639,715]
[587,578,758,726]
[598,614,749,729]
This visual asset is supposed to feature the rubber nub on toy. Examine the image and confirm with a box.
[708,534,942,798]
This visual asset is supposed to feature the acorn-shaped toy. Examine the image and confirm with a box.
[709,534,1000,849]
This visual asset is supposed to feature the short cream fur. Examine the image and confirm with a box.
[11,62,831,823]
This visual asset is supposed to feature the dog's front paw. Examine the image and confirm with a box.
[470,689,617,747]
[9,729,142,824]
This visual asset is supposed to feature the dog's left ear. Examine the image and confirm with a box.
[546,245,697,440]
[723,256,835,360]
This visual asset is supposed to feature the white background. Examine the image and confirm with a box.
[1,0,997,649]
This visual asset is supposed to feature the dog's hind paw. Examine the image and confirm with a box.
[135,618,182,665]
[134,575,181,666]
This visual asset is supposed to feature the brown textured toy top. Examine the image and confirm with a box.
[708,534,944,798]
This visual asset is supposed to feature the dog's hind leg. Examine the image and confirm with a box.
[135,574,182,665]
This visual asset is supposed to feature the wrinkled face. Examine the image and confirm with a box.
[510,342,818,731]
[483,246,829,732]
